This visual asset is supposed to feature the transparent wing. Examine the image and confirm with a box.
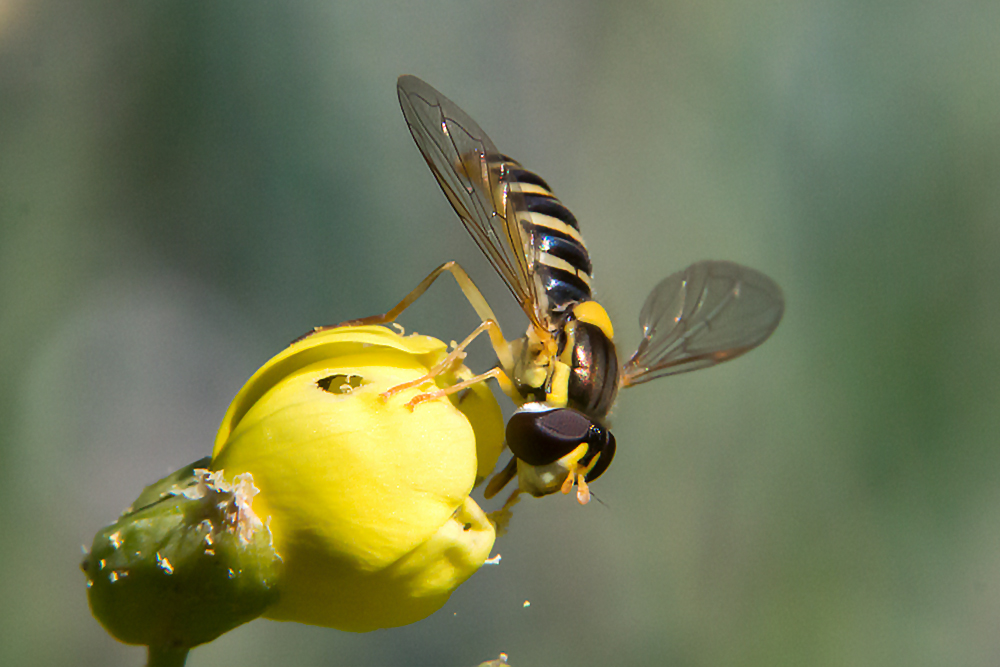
[397,75,546,330]
[621,260,784,386]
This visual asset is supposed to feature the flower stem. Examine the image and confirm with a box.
[146,646,188,667]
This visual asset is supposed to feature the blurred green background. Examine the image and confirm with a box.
[3,1,999,665]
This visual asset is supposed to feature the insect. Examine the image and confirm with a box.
[321,75,784,508]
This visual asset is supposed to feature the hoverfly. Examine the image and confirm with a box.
[323,75,784,508]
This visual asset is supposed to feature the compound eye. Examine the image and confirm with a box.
[583,427,615,482]
[506,407,593,466]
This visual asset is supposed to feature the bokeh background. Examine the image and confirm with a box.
[3,1,999,665]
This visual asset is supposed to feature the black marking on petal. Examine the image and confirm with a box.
[317,374,366,394]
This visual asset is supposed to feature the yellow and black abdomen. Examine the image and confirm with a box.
[498,156,621,420]
[499,158,596,316]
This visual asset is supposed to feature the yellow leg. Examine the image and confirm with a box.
[300,261,524,413]
[396,367,508,410]
[375,319,510,408]
[334,260,515,371]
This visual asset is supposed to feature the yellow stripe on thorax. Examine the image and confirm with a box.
[546,361,571,407]
[572,301,614,340]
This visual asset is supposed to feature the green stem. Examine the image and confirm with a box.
[146,646,189,667]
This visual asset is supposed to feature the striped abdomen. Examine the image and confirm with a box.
[496,155,595,316]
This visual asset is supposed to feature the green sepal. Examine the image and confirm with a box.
[83,460,281,649]
[128,457,212,512]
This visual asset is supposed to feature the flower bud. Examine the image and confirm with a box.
[211,325,504,632]
[82,459,281,649]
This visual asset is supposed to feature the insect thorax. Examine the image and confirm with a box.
[509,311,620,421]
[563,319,620,419]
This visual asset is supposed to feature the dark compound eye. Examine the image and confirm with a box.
[583,427,615,481]
[506,407,616,481]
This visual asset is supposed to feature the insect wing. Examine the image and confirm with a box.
[396,75,544,329]
[621,260,784,386]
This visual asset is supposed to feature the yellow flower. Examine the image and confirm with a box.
[211,325,504,632]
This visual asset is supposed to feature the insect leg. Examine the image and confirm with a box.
[334,260,515,371]
[399,366,509,410]
[483,456,518,500]
[485,471,522,537]
[380,319,510,406]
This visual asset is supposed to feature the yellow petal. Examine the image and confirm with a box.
[211,326,503,631]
